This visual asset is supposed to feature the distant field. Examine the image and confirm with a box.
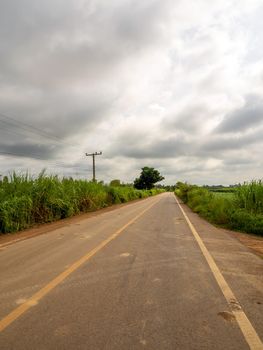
[207,187,237,193]
[212,192,235,199]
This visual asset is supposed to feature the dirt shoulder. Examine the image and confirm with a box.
[227,230,263,258]
[185,204,263,259]
[0,198,146,247]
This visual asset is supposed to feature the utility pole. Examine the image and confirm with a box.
[85,151,102,182]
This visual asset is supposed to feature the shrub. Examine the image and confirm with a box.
[175,180,263,236]
[229,209,263,235]
[0,196,33,233]
[0,172,164,234]
[235,180,263,214]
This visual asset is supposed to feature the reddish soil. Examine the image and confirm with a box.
[0,199,144,247]
[228,230,263,258]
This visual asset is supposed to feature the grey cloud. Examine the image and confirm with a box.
[0,0,263,184]
[109,119,263,164]
[195,124,263,164]
[163,104,213,133]
[0,0,172,87]
[0,0,174,161]
[0,91,114,148]
[108,130,191,159]
[0,141,61,160]
[201,136,244,153]
[223,157,256,166]
[216,94,263,133]
[110,0,171,45]
[199,127,263,156]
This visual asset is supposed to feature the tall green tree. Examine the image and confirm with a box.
[134,167,164,190]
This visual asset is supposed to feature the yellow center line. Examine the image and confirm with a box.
[0,197,161,333]
[174,195,263,350]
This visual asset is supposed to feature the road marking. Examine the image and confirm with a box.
[174,196,263,350]
[0,197,161,332]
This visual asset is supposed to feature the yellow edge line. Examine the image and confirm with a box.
[0,197,161,333]
[174,196,263,350]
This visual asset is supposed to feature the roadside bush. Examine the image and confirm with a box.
[235,180,263,214]
[187,188,212,211]
[228,210,263,236]
[175,182,194,203]
[0,172,164,234]
[0,196,33,233]
[175,180,263,236]
[206,196,234,225]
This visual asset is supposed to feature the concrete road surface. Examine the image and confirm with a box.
[0,193,262,349]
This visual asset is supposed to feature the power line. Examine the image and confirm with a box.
[0,112,79,149]
[0,113,64,144]
[0,112,66,143]
[0,112,92,173]
[0,150,50,161]
[0,123,34,139]
[0,151,86,169]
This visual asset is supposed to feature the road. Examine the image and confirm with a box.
[0,192,262,349]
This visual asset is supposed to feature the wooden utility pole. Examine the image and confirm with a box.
[85,151,102,182]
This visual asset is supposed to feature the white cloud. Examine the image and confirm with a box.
[0,0,263,184]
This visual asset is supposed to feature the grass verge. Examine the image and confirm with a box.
[0,172,164,234]
[175,181,263,236]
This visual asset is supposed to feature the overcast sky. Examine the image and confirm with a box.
[0,0,263,185]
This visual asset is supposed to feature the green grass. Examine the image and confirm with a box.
[212,192,235,200]
[235,180,263,214]
[207,186,237,193]
[0,172,164,234]
[175,180,263,236]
